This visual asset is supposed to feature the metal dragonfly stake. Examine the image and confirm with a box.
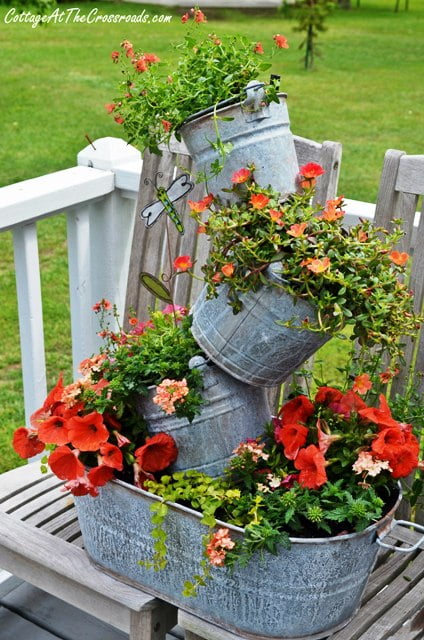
[140,172,194,235]
[139,172,195,305]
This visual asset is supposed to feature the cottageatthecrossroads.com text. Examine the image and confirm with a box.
[4,7,173,29]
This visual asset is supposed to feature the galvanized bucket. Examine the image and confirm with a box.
[179,81,299,201]
[137,357,270,477]
[75,480,403,640]
[191,265,330,387]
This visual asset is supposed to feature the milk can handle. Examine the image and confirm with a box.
[376,519,424,553]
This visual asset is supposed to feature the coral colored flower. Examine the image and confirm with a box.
[275,422,309,460]
[250,193,270,210]
[320,200,345,221]
[113,430,131,448]
[273,34,289,49]
[386,445,419,479]
[306,257,331,274]
[111,51,120,62]
[316,418,341,455]
[206,528,235,567]
[194,8,207,22]
[13,427,45,459]
[269,209,284,224]
[212,272,222,283]
[88,465,115,486]
[153,378,189,414]
[128,316,138,326]
[254,42,264,54]
[299,163,325,179]
[221,263,235,277]
[390,251,409,266]
[352,451,392,477]
[329,390,367,419]
[352,374,372,395]
[134,432,178,473]
[144,53,160,64]
[379,368,399,384]
[104,103,116,113]
[233,440,269,463]
[287,222,307,237]
[68,412,109,451]
[92,299,112,312]
[278,395,314,425]
[181,12,189,22]
[99,443,123,470]
[231,168,251,184]
[371,427,405,459]
[173,255,193,271]
[114,115,124,124]
[134,57,148,73]
[48,446,85,481]
[161,119,172,132]
[197,225,207,234]
[294,445,328,489]
[38,416,70,446]
[188,194,214,213]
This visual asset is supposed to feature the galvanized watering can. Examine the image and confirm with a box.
[179,81,299,201]
[136,356,270,477]
[191,264,330,387]
[75,481,423,639]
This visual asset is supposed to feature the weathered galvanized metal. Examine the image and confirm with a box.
[179,82,299,201]
[137,357,270,477]
[191,265,330,387]
[75,480,401,640]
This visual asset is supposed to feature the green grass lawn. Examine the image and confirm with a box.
[0,0,423,472]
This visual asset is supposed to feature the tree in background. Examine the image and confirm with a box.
[287,0,334,70]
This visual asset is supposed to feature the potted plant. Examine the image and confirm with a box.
[12,302,270,488]
[74,367,423,639]
[107,7,298,198]
[181,164,423,386]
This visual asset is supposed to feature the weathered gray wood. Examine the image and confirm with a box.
[0,605,61,640]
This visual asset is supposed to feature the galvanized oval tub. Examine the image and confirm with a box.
[191,266,330,388]
[179,81,299,202]
[137,357,270,477]
[75,480,401,640]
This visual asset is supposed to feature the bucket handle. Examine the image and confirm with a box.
[242,82,271,122]
[376,519,424,553]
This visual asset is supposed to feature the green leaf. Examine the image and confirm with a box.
[139,272,173,303]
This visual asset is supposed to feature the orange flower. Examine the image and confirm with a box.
[134,57,148,73]
[104,103,116,114]
[221,263,235,277]
[134,432,178,473]
[144,53,160,64]
[197,224,207,234]
[128,316,138,326]
[188,194,214,213]
[357,230,368,242]
[306,257,331,274]
[12,427,45,459]
[161,119,172,132]
[287,222,307,237]
[352,373,372,395]
[299,162,325,179]
[390,251,409,266]
[254,42,264,54]
[250,193,270,210]
[379,368,399,384]
[320,200,345,221]
[273,34,289,49]
[269,209,284,224]
[173,255,193,271]
[193,8,207,22]
[38,416,70,446]
[212,272,222,283]
[181,12,189,22]
[231,168,251,184]
[111,51,120,62]
[68,412,109,451]
[114,115,124,124]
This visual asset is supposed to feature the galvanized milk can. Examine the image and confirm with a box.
[179,81,299,201]
[191,265,329,387]
[136,356,270,476]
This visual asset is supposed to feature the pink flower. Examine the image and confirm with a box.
[153,378,189,414]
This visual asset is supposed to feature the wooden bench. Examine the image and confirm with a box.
[0,463,177,640]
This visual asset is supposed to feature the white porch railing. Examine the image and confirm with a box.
[0,136,374,426]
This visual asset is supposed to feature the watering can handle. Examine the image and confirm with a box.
[376,519,424,553]
[242,81,271,122]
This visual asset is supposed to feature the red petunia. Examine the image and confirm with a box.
[99,443,123,470]
[315,386,344,406]
[68,412,109,451]
[275,422,309,460]
[358,394,400,429]
[371,427,405,459]
[386,444,419,479]
[48,446,85,481]
[329,390,367,419]
[30,374,65,428]
[12,427,45,459]
[87,465,115,487]
[38,415,70,446]
[64,476,99,497]
[278,395,315,426]
[294,445,328,489]
[134,432,178,473]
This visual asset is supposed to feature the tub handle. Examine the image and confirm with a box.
[376,519,424,553]
[242,82,271,122]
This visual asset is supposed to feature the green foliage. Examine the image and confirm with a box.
[111,19,284,155]
[192,175,421,362]
[292,0,335,70]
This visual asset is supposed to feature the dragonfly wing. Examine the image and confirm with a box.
[140,200,165,227]
[165,174,194,204]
